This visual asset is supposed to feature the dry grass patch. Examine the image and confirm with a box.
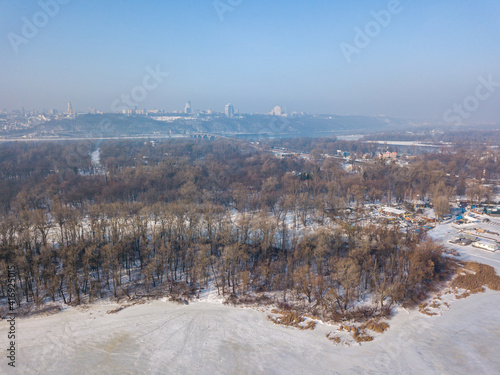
[339,325,355,332]
[325,333,342,344]
[418,263,500,316]
[106,300,146,314]
[303,320,316,330]
[361,319,390,334]
[226,293,274,307]
[339,322,384,343]
[451,262,500,295]
[455,290,470,299]
[428,300,440,309]
[418,302,438,316]
[267,310,316,330]
[107,306,125,314]
[352,328,374,343]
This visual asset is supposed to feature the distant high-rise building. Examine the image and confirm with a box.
[67,102,74,116]
[225,103,234,117]
[270,106,283,116]
[184,101,192,114]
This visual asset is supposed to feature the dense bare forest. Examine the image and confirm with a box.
[0,137,498,320]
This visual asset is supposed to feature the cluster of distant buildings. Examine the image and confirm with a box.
[378,151,398,160]
[0,102,96,119]
[1,101,292,119]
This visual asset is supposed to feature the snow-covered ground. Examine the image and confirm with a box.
[1,292,499,374]
[2,218,500,374]
[430,217,500,270]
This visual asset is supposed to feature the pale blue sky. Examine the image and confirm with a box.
[0,0,499,122]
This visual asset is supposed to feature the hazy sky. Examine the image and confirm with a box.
[1,0,499,122]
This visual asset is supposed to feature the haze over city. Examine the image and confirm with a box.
[1,0,500,123]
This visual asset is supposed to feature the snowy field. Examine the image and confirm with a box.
[1,220,500,374]
[1,293,500,375]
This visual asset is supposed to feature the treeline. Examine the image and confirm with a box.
[0,199,448,319]
[0,137,492,318]
[1,138,498,213]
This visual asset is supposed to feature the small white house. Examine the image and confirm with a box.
[472,241,498,252]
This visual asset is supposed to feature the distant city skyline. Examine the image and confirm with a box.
[1,101,292,117]
[3,99,291,116]
[2,101,500,125]
[1,1,500,123]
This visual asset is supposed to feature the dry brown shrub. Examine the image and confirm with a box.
[255,294,274,305]
[418,301,439,316]
[351,328,374,342]
[278,311,302,326]
[354,334,374,343]
[107,306,125,314]
[429,301,440,309]
[304,314,321,321]
[276,301,292,311]
[106,299,147,314]
[303,320,317,330]
[343,325,356,333]
[419,308,438,316]
[363,319,390,333]
[338,321,385,343]
[379,306,393,319]
[326,333,341,343]
[267,310,315,330]
[225,293,274,306]
[344,306,378,321]
[455,291,471,299]
[169,295,189,305]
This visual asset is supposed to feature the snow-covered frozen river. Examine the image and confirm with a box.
[1,290,499,374]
